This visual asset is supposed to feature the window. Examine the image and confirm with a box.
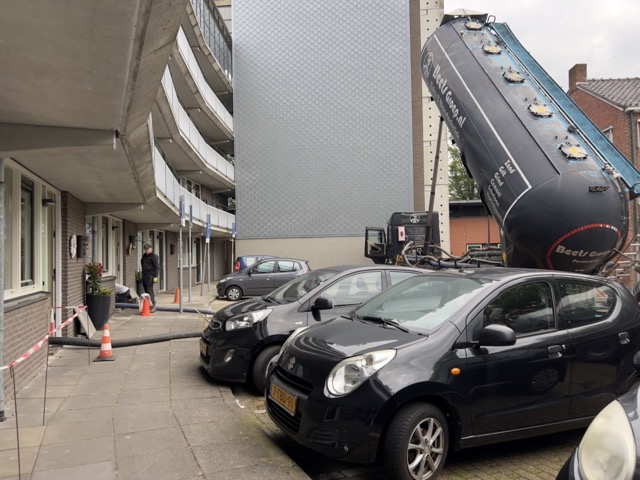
[467,243,500,251]
[389,271,420,286]
[4,161,58,298]
[102,217,109,271]
[86,215,121,277]
[181,178,202,199]
[276,261,300,272]
[602,126,613,142]
[4,168,14,290]
[320,272,383,306]
[558,281,615,328]
[254,261,276,273]
[20,177,35,287]
[483,282,554,336]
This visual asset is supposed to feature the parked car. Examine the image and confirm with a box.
[234,255,278,273]
[201,264,423,392]
[217,257,310,300]
[556,352,640,480]
[265,268,640,480]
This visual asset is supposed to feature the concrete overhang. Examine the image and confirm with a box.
[0,0,189,225]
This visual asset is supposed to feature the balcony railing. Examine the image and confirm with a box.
[153,145,235,231]
[161,67,234,183]
[176,28,233,134]
[191,0,232,83]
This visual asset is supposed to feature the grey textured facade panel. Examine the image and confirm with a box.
[234,0,414,238]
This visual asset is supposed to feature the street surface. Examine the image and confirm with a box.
[230,384,582,480]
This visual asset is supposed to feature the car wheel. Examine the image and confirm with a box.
[225,286,243,301]
[252,345,281,393]
[384,402,448,480]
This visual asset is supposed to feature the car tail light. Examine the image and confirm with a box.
[234,261,240,272]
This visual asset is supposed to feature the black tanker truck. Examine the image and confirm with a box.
[367,11,640,275]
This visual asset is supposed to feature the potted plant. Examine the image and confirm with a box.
[85,262,112,329]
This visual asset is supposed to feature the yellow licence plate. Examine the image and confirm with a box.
[199,339,208,356]
[270,383,297,416]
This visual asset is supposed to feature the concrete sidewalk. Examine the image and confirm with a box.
[0,290,309,480]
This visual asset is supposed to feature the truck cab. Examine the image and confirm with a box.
[365,211,440,264]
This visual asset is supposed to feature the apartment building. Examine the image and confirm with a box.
[0,0,235,394]
[231,0,449,267]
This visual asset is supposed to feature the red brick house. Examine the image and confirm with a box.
[449,200,500,257]
[568,64,640,168]
[568,64,640,279]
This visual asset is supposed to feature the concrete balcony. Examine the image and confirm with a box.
[153,67,234,195]
[168,28,233,155]
[153,146,234,235]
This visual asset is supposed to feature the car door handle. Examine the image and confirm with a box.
[547,345,564,359]
[619,332,630,345]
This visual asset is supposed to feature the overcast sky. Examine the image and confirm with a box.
[445,1,640,90]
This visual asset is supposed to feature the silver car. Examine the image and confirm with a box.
[217,258,311,300]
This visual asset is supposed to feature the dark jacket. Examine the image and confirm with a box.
[141,253,159,276]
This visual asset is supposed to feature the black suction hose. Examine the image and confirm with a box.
[115,303,216,316]
[49,330,202,348]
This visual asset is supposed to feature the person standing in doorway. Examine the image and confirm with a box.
[141,243,159,311]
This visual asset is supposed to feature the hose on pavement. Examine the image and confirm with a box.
[49,331,202,348]
[115,302,216,316]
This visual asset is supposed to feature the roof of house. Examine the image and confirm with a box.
[577,78,640,110]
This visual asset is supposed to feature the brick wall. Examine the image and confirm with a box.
[61,192,88,337]
[571,89,633,160]
[2,296,50,400]
[450,216,500,257]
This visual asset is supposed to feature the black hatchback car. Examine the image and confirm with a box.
[200,265,422,392]
[265,268,640,480]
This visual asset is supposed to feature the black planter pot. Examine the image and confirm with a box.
[86,294,112,330]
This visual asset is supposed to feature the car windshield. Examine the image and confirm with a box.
[354,274,494,333]
[263,269,340,304]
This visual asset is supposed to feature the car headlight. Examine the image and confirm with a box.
[218,277,229,284]
[225,309,272,331]
[326,349,396,397]
[577,400,635,480]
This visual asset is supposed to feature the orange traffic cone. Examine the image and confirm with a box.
[140,296,152,316]
[172,287,180,304]
[95,323,115,362]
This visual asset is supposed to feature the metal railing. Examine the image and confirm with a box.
[161,67,234,182]
[153,145,235,232]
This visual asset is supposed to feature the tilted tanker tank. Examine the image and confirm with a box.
[421,12,640,274]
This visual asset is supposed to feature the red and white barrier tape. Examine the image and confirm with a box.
[0,306,86,371]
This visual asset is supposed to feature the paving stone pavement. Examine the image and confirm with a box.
[0,291,308,480]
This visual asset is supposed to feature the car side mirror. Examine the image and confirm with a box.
[478,324,516,346]
[312,296,334,311]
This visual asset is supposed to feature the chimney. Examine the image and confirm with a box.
[568,64,587,94]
